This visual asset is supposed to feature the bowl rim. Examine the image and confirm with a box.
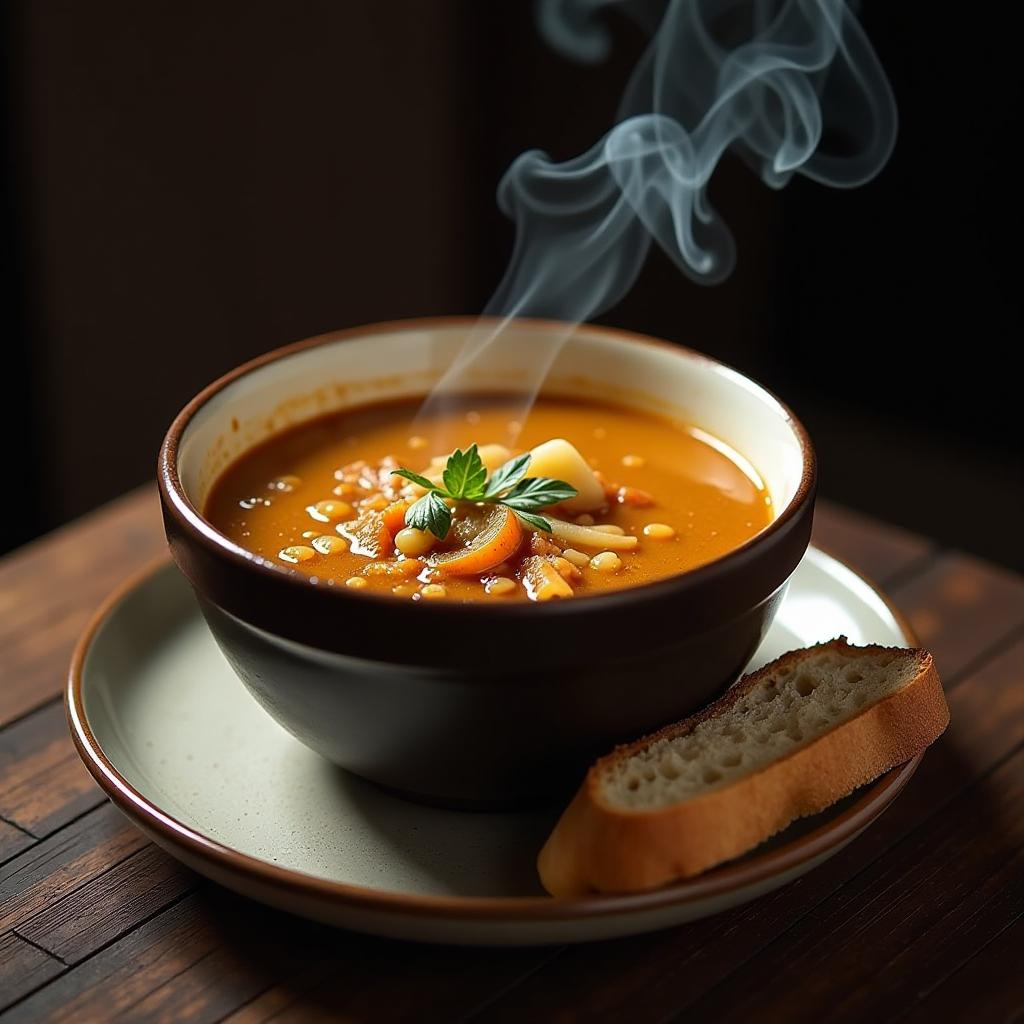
[66,551,920,923]
[158,315,816,618]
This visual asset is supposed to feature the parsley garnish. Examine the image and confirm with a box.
[392,444,577,540]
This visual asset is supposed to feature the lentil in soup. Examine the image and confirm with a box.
[205,395,772,601]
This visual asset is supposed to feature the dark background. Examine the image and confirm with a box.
[2,1,1021,569]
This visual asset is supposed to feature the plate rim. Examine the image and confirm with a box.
[66,546,921,923]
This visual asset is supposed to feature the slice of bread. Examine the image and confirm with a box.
[538,638,949,897]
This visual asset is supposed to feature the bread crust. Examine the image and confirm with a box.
[538,639,949,897]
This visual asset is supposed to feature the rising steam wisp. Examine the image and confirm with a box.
[417,0,896,433]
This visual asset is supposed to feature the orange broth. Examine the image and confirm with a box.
[204,395,773,601]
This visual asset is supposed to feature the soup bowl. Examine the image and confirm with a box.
[159,318,815,807]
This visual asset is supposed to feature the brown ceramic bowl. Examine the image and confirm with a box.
[158,317,815,808]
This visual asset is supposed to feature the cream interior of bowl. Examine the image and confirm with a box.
[176,323,806,522]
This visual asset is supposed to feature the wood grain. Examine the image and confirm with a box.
[0,486,1021,1023]
[901,914,1024,1023]
[0,823,33,868]
[812,498,934,585]
[0,489,164,727]
[832,847,1024,1024]
[1,894,267,1024]
[913,634,1024,793]
[680,748,1024,1023]
[0,702,103,838]
[17,844,196,965]
[3,887,557,1024]
[0,933,62,1010]
[891,553,1024,676]
[0,804,146,935]
[217,924,558,1024]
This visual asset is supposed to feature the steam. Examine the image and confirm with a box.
[418,0,896,427]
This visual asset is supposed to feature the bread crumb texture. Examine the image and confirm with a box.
[602,644,925,809]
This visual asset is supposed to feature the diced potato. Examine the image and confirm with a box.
[477,444,512,472]
[526,439,605,512]
[521,555,574,601]
[552,556,582,581]
[411,445,510,493]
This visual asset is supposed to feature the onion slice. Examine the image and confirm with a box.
[546,518,638,551]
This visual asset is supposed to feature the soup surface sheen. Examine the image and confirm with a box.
[205,395,772,602]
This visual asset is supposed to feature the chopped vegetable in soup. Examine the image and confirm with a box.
[205,395,772,601]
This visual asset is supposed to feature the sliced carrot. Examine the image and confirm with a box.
[616,485,654,507]
[339,508,392,558]
[382,499,411,536]
[431,506,523,577]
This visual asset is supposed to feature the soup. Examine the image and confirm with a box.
[205,395,772,601]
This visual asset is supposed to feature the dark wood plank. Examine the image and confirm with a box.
[1,886,555,1024]
[680,746,1024,1023]
[0,804,146,935]
[893,553,1024,676]
[0,823,33,868]
[463,633,1024,1022]
[0,488,164,726]
[17,844,196,965]
[0,702,103,838]
[4,883,557,1024]
[901,914,1024,1024]
[219,930,559,1024]
[0,840,560,1024]
[812,499,934,585]
[0,893,266,1024]
[835,850,1024,1023]
[0,933,63,1012]
[913,635,1024,792]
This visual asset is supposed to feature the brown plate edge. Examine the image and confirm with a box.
[66,549,922,924]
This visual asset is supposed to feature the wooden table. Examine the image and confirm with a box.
[1,489,1022,1022]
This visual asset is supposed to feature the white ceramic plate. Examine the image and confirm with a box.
[69,547,919,946]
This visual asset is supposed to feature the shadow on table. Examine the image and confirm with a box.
[187,884,552,1019]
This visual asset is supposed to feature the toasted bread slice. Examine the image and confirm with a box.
[538,638,948,897]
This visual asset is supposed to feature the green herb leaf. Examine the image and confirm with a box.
[484,453,532,499]
[511,510,553,533]
[442,444,487,500]
[405,490,452,540]
[391,468,443,492]
[500,477,579,511]
[393,445,576,542]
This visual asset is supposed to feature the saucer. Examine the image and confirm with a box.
[68,547,920,945]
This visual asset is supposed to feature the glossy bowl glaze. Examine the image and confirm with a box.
[158,318,816,807]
